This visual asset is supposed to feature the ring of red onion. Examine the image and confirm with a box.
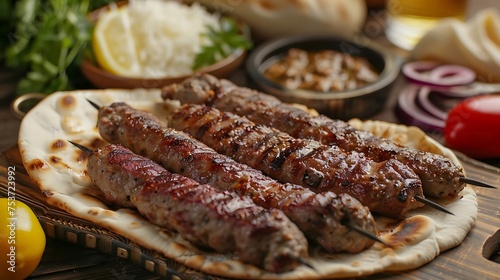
[402,61,476,87]
[395,85,446,132]
[416,86,449,120]
[428,64,476,86]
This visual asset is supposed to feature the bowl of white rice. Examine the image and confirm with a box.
[82,0,248,89]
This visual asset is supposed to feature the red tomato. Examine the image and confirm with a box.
[444,94,500,159]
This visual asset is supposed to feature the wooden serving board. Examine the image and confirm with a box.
[1,145,499,279]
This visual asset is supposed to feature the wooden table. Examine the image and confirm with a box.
[1,1,500,279]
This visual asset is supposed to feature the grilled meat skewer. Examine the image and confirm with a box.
[96,102,379,253]
[83,143,309,273]
[161,74,471,197]
[169,104,426,217]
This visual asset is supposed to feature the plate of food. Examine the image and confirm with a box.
[82,0,251,89]
[17,74,478,279]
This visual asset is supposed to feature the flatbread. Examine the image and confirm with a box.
[18,89,477,279]
[188,0,367,41]
[410,8,500,82]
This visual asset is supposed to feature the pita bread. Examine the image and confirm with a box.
[188,0,367,41]
[410,8,500,82]
[18,89,477,279]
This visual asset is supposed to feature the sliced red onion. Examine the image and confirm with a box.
[395,85,445,132]
[426,83,494,98]
[402,61,476,87]
[422,85,478,98]
[428,64,476,86]
[401,61,440,85]
[415,86,448,120]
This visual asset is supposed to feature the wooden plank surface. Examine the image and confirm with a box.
[0,146,169,280]
[1,145,499,279]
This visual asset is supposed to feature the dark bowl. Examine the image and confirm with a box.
[245,35,401,120]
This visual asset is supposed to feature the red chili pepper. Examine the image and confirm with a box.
[444,94,500,159]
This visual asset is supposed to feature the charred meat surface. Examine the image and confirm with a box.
[87,144,308,273]
[161,74,465,198]
[97,102,377,253]
[170,104,424,217]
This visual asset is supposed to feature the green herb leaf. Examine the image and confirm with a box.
[3,0,115,95]
[193,16,252,71]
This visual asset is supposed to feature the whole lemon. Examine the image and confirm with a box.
[0,198,46,280]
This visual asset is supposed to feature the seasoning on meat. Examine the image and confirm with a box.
[161,74,466,198]
[87,144,308,273]
[96,102,378,253]
[264,48,379,92]
[169,103,425,217]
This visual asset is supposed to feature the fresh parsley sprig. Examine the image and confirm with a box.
[193,17,252,70]
[2,0,115,95]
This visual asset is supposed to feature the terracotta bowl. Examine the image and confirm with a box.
[82,1,247,89]
[82,49,246,89]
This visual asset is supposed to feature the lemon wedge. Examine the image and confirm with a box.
[92,7,142,77]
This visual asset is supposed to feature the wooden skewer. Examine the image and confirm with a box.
[68,140,318,270]
[69,139,387,247]
[86,99,496,190]
[84,99,459,219]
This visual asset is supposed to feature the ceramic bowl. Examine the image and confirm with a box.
[82,1,247,89]
[82,49,246,89]
[245,35,401,120]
